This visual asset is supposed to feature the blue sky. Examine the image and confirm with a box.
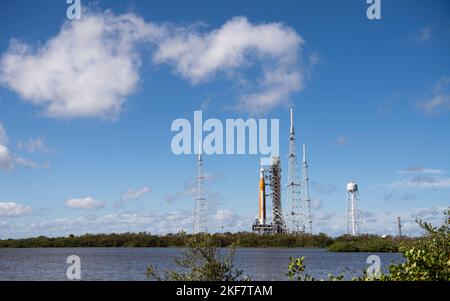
[0,0,449,238]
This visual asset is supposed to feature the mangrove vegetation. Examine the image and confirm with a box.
[0,231,412,252]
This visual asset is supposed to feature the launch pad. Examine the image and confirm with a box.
[251,108,312,235]
[251,223,274,234]
[252,156,287,235]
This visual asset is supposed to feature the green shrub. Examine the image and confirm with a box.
[379,209,450,281]
[289,208,450,281]
[146,232,248,281]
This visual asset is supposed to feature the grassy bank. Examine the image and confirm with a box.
[326,234,410,252]
[0,232,413,251]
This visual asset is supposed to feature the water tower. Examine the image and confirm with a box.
[346,181,361,236]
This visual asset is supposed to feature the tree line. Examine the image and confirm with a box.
[0,231,413,252]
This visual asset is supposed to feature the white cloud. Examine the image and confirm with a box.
[0,145,13,171]
[1,13,306,118]
[213,209,238,224]
[65,197,104,209]
[413,25,433,44]
[121,186,150,201]
[1,205,447,238]
[398,167,445,174]
[0,123,8,145]
[116,186,150,207]
[236,67,303,114]
[0,207,251,238]
[419,95,450,114]
[14,156,49,169]
[165,172,223,204]
[0,202,32,217]
[390,176,450,188]
[155,17,300,83]
[311,206,447,236]
[333,136,348,145]
[374,168,450,189]
[417,76,450,114]
[154,16,304,114]
[164,182,197,204]
[314,212,333,221]
[211,208,252,232]
[311,198,323,210]
[0,123,13,170]
[0,11,164,120]
[0,123,49,171]
[30,211,193,236]
[17,137,47,153]
[311,181,337,195]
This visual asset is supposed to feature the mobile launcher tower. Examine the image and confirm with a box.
[252,157,287,234]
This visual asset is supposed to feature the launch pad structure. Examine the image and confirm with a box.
[252,107,314,235]
[252,156,287,234]
[189,107,316,236]
[190,107,363,236]
[269,157,286,233]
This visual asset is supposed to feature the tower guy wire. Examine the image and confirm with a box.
[301,144,312,234]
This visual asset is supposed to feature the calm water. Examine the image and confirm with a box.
[0,248,404,281]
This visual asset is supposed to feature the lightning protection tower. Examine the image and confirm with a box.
[346,182,361,236]
[193,145,207,234]
[287,108,303,233]
[301,144,312,234]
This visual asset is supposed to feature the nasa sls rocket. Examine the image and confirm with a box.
[258,168,266,225]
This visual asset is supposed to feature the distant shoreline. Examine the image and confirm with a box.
[0,232,412,252]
